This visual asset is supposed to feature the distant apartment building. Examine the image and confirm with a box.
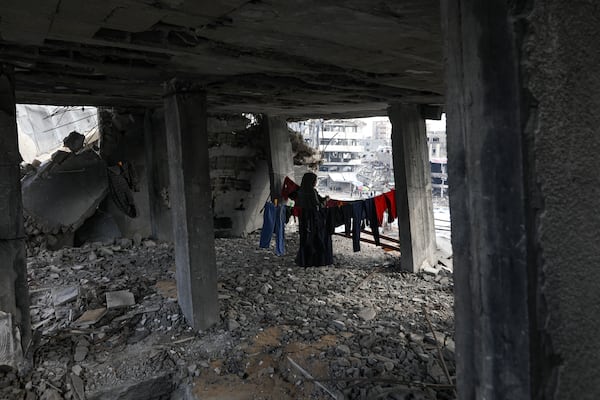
[373,120,391,140]
[290,117,448,196]
[427,127,448,196]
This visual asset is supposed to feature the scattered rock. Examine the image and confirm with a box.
[74,345,88,362]
[72,365,82,376]
[73,308,107,328]
[52,285,79,306]
[105,290,135,309]
[358,307,377,321]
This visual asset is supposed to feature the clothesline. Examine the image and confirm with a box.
[281,176,398,225]
[259,176,400,258]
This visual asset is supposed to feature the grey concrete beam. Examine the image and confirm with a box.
[388,104,436,273]
[0,65,30,367]
[442,1,530,399]
[163,81,218,331]
[263,116,294,200]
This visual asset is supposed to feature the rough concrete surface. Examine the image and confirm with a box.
[524,1,600,398]
[0,1,443,117]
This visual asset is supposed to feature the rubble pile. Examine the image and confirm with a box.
[2,231,454,400]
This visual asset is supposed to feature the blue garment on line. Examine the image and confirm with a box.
[259,202,286,255]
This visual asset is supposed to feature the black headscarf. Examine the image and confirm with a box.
[295,172,321,209]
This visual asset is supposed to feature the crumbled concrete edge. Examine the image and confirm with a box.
[0,311,23,370]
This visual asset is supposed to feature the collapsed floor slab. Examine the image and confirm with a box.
[22,150,108,234]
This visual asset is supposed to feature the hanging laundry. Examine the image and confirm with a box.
[274,204,286,256]
[281,176,300,200]
[351,201,365,252]
[364,197,381,246]
[259,202,286,255]
[259,202,275,249]
[384,189,397,222]
[342,203,353,235]
[373,194,388,226]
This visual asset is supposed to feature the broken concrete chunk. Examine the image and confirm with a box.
[40,388,63,400]
[74,345,88,362]
[358,307,377,321]
[73,308,107,328]
[72,364,83,376]
[70,372,85,400]
[106,290,135,309]
[421,265,440,276]
[52,286,79,306]
[0,312,23,370]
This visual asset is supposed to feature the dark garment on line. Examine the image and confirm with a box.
[352,201,365,252]
[342,204,353,236]
[329,206,345,231]
[364,197,381,246]
[274,204,286,255]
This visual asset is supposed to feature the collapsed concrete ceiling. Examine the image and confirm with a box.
[0,0,443,118]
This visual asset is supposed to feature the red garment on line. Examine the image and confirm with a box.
[281,176,300,200]
[373,195,388,226]
[383,189,397,221]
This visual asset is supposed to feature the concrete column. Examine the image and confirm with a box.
[443,1,530,399]
[144,108,172,242]
[388,104,436,273]
[0,65,30,367]
[446,1,600,399]
[263,116,294,200]
[163,81,218,330]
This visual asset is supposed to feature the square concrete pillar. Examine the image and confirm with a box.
[263,116,294,200]
[443,1,530,399]
[144,108,172,242]
[0,65,30,367]
[388,104,437,273]
[163,81,218,330]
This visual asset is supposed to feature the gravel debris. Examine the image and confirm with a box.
[2,227,454,400]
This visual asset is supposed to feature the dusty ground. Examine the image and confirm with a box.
[1,224,455,400]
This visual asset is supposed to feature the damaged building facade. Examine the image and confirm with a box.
[0,0,599,399]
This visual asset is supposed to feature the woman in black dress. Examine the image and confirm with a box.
[294,172,333,267]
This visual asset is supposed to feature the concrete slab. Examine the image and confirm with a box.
[105,290,135,309]
[22,150,108,233]
[51,285,79,306]
[73,308,107,328]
